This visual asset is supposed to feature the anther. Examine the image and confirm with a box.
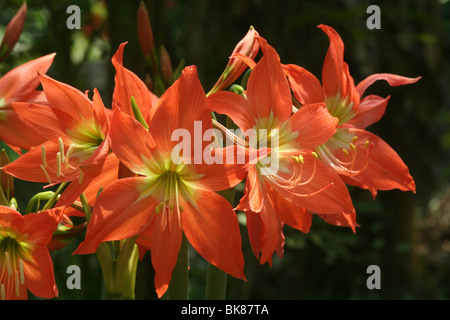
[365,140,370,148]
[311,151,318,159]
[349,143,356,151]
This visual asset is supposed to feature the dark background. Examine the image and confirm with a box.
[0,0,449,299]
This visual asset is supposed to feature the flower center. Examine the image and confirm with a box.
[325,94,355,125]
[315,130,373,176]
[0,229,33,300]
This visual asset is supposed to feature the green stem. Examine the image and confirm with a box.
[168,233,189,299]
[205,264,228,300]
[204,187,236,300]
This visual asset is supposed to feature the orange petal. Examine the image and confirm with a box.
[38,73,94,128]
[356,73,421,97]
[207,90,254,132]
[246,36,292,124]
[318,24,346,98]
[268,153,355,214]
[288,102,338,149]
[74,177,156,255]
[346,95,390,130]
[11,102,64,141]
[148,65,211,155]
[151,206,182,298]
[283,64,325,105]
[338,128,415,196]
[182,189,245,280]
[23,246,58,299]
[0,53,55,102]
[109,109,155,175]
[111,42,158,123]
[270,187,312,233]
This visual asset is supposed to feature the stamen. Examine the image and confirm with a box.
[19,259,24,285]
[78,171,85,184]
[41,145,47,168]
[4,251,11,277]
[58,138,65,164]
[15,269,19,297]
[40,165,53,184]
[65,144,76,167]
[316,137,373,176]
[56,152,62,178]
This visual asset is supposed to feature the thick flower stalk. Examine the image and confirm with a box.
[0,206,61,300]
[284,24,420,197]
[207,36,356,265]
[74,66,264,298]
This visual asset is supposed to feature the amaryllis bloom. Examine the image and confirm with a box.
[0,206,61,300]
[1,73,110,207]
[0,53,55,152]
[284,24,420,197]
[207,36,355,265]
[208,26,260,95]
[75,66,259,297]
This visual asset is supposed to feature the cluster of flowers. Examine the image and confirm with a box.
[0,3,419,300]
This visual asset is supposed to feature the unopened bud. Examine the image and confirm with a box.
[137,1,155,63]
[0,2,27,63]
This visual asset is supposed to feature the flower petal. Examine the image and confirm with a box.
[207,90,255,132]
[337,128,416,196]
[74,177,156,254]
[283,64,325,105]
[356,73,421,97]
[267,153,354,214]
[246,36,292,123]
[288,102,338,149]
[151,207,182,298]
[182,189,245,280]
[0,53,55,103]
[109,109,155,175]
[149,65,211,156]
[111,42,158,123]
[346,95,390,129]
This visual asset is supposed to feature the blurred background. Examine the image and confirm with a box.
[0,0,449,300]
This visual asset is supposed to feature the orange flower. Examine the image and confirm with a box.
[0,206,61,300]
[284,25,420,197]
[1,73,111,207]
[75,66,257,297]
[207,36,355,265]
[0,53,55,152]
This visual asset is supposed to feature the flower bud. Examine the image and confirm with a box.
[159,45,173,86]
[0,2,27,63]
[137,1,155,63]
[208,26,260,95]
